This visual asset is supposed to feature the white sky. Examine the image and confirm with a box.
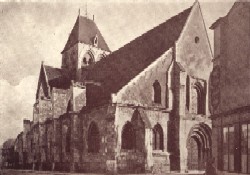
[0,0,235,145]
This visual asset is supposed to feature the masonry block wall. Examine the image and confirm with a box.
[78,105,116,173]
[60,114,71,171]
[115,49,173,108]
[114,106,170,173]
[52,88,71,119]
[209,2,250,175]
[53,118,62,171]
[45,120,53,170]
[211,2,250,114]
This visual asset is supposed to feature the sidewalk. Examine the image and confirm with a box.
[0,169,104,175]
[0,169,205,175]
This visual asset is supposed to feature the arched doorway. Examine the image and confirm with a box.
[187,123,212,171]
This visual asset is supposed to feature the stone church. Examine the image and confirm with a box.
[10,1,213,173]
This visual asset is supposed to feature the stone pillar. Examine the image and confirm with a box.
[179,121,188,173]
[145,128,153,172]
[39,123,46,171]
[52,118,62,171]
[70,113,81,172]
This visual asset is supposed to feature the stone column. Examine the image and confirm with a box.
[39,123,46,170]
[70,113,81,172]
[52,118,62,171]
[145,128,153,172]
[179,120,188,173]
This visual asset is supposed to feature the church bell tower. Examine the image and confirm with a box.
[61,14,110,81]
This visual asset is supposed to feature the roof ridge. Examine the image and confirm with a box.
[108,6,192,56]
[86,5,192,94]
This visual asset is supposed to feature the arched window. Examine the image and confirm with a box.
[82,51,94,67]
[121,122,135,150]
[153,80,161,104]
[87,122,100,153]
[186,76,190,110]
[83,57,87,64]
[192,82,205,115]
[93,35,98,46]
[153,124,164,151]
[66,127,71,153]
[195,85,203,114]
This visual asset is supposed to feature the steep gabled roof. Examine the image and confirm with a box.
[62,15,110,53]
[43,65,71,89]
[35,64,70,99]
[86,6,192,94]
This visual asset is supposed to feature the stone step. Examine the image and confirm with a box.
[166,170,205,175]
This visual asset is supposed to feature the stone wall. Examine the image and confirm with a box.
[115,49,173,109]
[211,3,250,113]
[152,151,170,173]
[44,120,53,170]
[115,105,170,173]
[117,150,145,173]
[52,118,62,170]
[176,2,212,81]
[52,88,71,119]
[78,105,116,173]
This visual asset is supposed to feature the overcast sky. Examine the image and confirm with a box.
[0,0,235,146]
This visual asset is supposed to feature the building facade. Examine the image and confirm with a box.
[2,1,213,173]
[209,1,250,175]
[1,139,15,169]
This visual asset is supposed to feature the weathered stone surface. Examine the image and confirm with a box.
[4,2,213,174]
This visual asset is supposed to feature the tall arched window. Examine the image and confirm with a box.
[66,127,71,153]
[153,124,164,151]
[153,80,161,104]
[87,122,100,153]
[192,82,205,115]
[121,122,135,150]
[186,76,190,110]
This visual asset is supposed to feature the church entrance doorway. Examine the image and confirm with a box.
[187,123,212,171]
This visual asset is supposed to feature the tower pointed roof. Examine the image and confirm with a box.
[62,15,110,53]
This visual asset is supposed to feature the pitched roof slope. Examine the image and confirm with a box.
[62,16,110,53]
[35,65,70,99]
[86,6,192,94]
[43,65,71,89]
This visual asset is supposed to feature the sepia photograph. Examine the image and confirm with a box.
[0,0,248,175]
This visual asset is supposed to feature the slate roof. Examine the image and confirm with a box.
[36,65,70,99]
[86,6,192,94]
[62,16,110,53]
[43,65,71,89]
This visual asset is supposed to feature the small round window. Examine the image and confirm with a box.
[195,36,200,43]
